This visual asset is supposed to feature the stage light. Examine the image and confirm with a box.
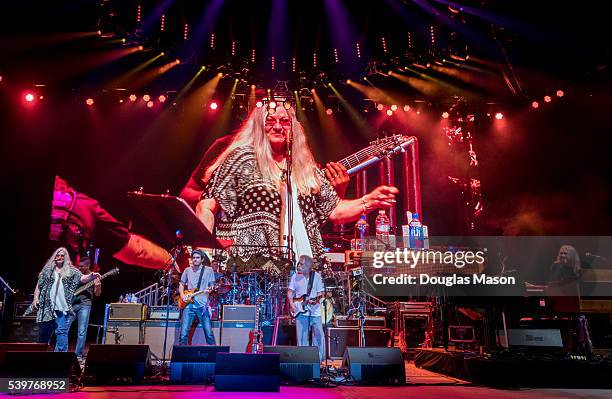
[119,99,124,103]
[283,102,291,110]
[376,104,384,111]
[138,46,144,51]
[391,104,398,111]
[158,95,167,103]
[269,101,277,109]
[86,98,94,106]
[531,101,539,109]
[218,73,223,78]
[326,109,333,115]
[129,94,137,102]
[495,112,504,120]
[442,112,449,119]
[386,110,393,116]
[256,101,263,108]
[0,75,3,82]
[146,101,154,108]
[143,94,151,102]
[346,79,351,84]
[25,93,35,102]
[251,85,256,89]
[356,42,361,58]
[403,105,410,112]
[544,95,552,103]
[210,102,218,110]
[556,90,564,97]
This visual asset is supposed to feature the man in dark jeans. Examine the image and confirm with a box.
[66,257,101,362]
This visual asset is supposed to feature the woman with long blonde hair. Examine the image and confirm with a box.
[197,103,398,261]
[550,244,582,282]
[32,247,100,351]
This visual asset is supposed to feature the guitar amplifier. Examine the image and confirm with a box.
[363,316,386,328]
[148,306,180,320]
[13,302,35,320]
[335,316,359,328]
[108,303,147,321]
[220,305,256,352]
[327,327,360,359]
[105,320,143,345]
[143,320,180,361]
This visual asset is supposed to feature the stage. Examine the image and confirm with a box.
[17,363,612,399]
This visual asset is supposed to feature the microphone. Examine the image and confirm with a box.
[586,252,607,260]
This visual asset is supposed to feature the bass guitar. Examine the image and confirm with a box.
[72,267,120,304]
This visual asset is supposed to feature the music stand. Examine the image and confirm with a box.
[126,192,224,376]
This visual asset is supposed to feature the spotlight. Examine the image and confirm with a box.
[391,104,398,111]
[556,90,564,97]
[269,101,277,109]
[256,101,263,108]
[544,95,552,103]
[326,109,333,115]
[531,101,539,109]
[129,94,137,102]
[86,98,94,106]
[25,93,35,102]
[376,104,384,111]
[346,79,351,84]
[158,95,167,103]
[403,105,410,112]
[283,102,291,110]
[218,73,223,78]
[495,112,504,120]
[146,101,154,108]
[442,112,449,119]
[143,94,151,102]
[210,101,218,110]
[386,110,393,116]
[251,85,256,89]
[138,46,144,51]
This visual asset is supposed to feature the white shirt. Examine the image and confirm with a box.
[288,271,324,317]
[282,180,313,259]
[50,271,70,313]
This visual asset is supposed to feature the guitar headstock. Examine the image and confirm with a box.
[369,135,412,158]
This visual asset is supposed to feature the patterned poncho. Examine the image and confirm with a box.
[204,146,339,261]
[35,266,82,323]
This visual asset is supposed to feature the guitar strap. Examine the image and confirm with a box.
[305,271,315,299]
[195,266,205,291]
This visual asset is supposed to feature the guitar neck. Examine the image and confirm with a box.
[74,269,118,295]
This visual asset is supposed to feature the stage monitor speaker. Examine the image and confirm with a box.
[0,343,48,362]
[264,346,320,383]
[143,320,179,361]
[0,351,80,381]
[363,328,393,347]
[215,352,280,391]
[105,320,143,345]
[169,345,229,384]
[342,347,406,385]
[83,344,151,385]
[328,327,359,359]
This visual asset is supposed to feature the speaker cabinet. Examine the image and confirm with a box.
[5,319,42,343]
[105,320,143,345]
[143,320,179,361]
[83,344,151,385]
[264,346,320,383]
[0,351,80,380]
[215,352,280,391]
[169,345,229,383]
[327,327,359,359]
[0,343,49,362]
[363,328,393,347]
[342,347,406,385]
[220,305,256,352]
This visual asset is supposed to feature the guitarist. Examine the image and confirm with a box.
[65,257,101,363]
[287,255,326,362]
[178,249,216,345]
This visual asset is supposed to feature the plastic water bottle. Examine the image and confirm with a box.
[409,213,424,249]
[354,215,369,250]
[375,210,391,247]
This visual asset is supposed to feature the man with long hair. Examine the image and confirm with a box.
[32,247,101,351]
[196,103,398,262]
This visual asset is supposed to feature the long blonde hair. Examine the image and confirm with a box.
[556,245,581,276]
[204,106,322,195]
[41,247,76,279]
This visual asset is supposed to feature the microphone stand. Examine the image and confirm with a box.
[284,130,295,269]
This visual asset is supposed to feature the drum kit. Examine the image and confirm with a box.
[174,249,349,325]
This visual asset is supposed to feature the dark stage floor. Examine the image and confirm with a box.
[18,362,612,399]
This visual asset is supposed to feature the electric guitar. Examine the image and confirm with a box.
[290,294,325,318]
[247,297,264,353]
[324,135,415,176]
[177,286,217,309]
[71,267,120,304]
